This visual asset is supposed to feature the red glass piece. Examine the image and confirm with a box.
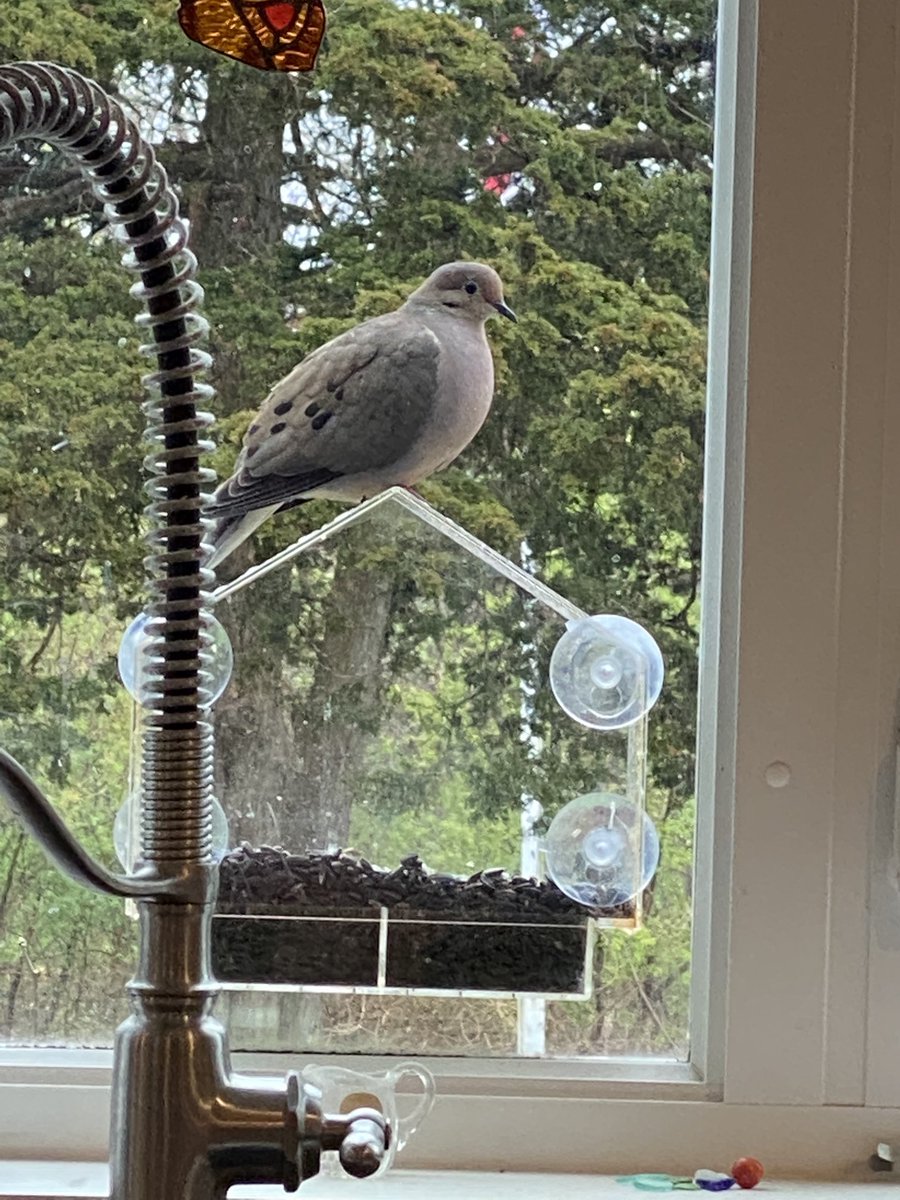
[263,2,296,32]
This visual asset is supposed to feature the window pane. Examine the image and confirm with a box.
[0,0,713,1059]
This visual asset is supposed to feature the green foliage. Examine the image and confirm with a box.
[351,783,519,876]
[0,1,200,78]
[0,0,710,1054]
[0,233,145,781]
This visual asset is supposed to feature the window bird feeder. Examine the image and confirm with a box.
[120,490,664,1000]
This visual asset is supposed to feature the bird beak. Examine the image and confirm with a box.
[491,300,517,322]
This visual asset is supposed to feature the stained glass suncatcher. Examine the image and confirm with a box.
[178,0,326,72]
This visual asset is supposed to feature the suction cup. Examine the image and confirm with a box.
[118,611,233,706]
[544,791,659,908]
[549,614,663,731]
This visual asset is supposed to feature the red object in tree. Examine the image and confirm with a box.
[178,0,326,71]
[485,130,513,194]
[730,1158,765,1189]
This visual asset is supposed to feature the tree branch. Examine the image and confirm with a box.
[0,176,89,226]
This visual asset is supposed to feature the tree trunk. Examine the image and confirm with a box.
[183,67,289,271]
[215,532,395,852]
[213,547,305,848]
[183,63,309,849]
[292,535,395,850]
[0,830,25,938]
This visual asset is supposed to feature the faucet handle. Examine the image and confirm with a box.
[286,1074,392,1186]
[331,1107,390,1179]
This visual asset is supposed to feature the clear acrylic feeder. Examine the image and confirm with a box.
[119,489,662,1000]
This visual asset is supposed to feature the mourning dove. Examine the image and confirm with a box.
[205,261,516,567]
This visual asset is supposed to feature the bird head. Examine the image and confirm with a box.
[407,261,517,324]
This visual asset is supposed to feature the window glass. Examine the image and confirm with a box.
[0,0,713,1059]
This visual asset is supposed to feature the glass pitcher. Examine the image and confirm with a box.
[301,1060,435,1179]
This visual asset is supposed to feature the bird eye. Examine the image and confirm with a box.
[464,281,478,295]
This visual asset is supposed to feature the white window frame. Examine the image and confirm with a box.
[3,0,900,1176]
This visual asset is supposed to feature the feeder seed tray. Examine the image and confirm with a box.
[212,847,633,998]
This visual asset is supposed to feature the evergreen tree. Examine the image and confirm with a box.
[0,0,711,1052]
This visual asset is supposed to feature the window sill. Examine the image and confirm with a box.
[0,1166,895,1200]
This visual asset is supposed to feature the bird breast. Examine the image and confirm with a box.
[414,315,494,472]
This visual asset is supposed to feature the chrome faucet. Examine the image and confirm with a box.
[0,61,389,1197]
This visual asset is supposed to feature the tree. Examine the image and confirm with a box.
[0,0,712,1053]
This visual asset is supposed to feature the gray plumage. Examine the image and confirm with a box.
[205,261,515,567]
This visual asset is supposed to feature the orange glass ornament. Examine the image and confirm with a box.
[730,1158,764,1189]
[178,0,326,72]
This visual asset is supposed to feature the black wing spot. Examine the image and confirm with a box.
[305,402,320,417]
[246,445,259,458]
[270,422,287,435]
[273,399,293,416]
[249,423,260,434]
[311,412,332,431]
[334,387,344,401]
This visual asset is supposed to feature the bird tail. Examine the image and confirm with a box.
[206,504,280,570]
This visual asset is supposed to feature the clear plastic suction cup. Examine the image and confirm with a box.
[118,611,234,707]
[549,614,664,730]
[544,791,660,908]
[113,792,230,869]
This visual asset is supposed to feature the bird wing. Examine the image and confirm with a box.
[206,310,441,520]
